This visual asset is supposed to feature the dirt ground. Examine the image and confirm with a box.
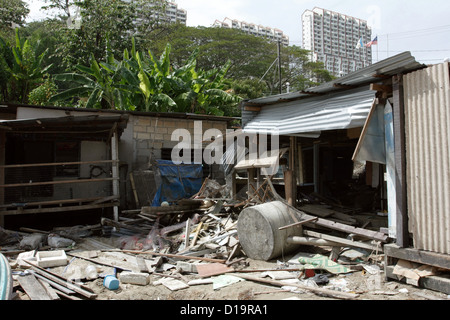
[83,259,447,301]
[11,239,448,302]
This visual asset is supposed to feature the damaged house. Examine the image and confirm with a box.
[235,52,449,293]
[1,52,449,300]
[0,105,235,230]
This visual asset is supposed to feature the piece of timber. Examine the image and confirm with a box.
[17,274,52,300]
[266,178,388,242]
[23,261,97,299]
[232,273,359,300]
[114,249,227,264]
[302,230,383,252]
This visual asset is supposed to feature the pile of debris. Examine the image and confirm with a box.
[0,179,447,301]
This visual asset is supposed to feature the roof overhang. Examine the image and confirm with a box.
[0,114,129,141]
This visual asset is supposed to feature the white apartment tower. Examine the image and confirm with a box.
[302,8,372,77]
[213,18,289,46]
[124,0,187,26]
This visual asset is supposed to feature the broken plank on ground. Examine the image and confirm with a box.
[17,274,52,300]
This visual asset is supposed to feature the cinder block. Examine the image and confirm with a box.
[176,261,205,273]
[119,272,150,286]
[36,250,68,268]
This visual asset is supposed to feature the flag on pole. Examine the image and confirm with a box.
[365,36,378,47]
[356,37,364,49]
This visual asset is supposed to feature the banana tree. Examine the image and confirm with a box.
[49,53,127,109]
[0,28,53,103]
[50,38,241,115]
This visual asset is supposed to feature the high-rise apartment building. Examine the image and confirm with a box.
[302,7,372,77]
[124,0,187,26]
[213,18,289,46]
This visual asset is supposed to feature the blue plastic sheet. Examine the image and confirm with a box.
[151,160,203,206]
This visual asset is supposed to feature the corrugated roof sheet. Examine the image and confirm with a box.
[241,51,425,136]
[243,87,375,136]
[244,51,425,107]
[404,62,450,255]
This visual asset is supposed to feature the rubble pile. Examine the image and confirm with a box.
[0,179,448,301]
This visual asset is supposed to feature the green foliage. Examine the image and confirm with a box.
[28,76,59,105]
[50,39,242,115]
[145,26,334,96]
[0,29,53,103]
[0,0,29,40]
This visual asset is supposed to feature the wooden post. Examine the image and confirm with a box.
[111,128,120,222]
[284,170,293,205]
[290,136,297,206]
[313,142,320,193]
[0,131,6,227]
[0,131,5,227]
[392,75,409,247]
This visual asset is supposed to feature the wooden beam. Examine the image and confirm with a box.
[0,177,117,188]
[392,74,409,247]
[333,83,358,89]
[370,83,393,93]
[17,274,52,300]
[0,159,118,169]
[231,273,359,300]
[0,202,116,216]
[0,131,5,226]
[111,129,120,221]
[244,106,261,112]
[303,230,383,252]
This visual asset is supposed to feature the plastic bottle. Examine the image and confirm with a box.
[103,275,120,290]
[85,265,98,280]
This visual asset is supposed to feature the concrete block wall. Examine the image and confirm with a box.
[132,115,228,170]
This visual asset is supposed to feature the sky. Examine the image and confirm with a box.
[25,0,450,64]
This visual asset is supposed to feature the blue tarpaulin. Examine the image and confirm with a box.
[151,160,203,207]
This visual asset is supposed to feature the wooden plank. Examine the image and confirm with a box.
[370,83,393,94]
[303,230,384,252]
[232,273,359,300]
[299,204,357,225]
[384,244,450,270]
[17,274,52,300]
[37,278,60,300]
[0,202,116,216]
[392,75,409,247]
[385,266,450,295]
[24,261,97,299]
[0,197,103,209]
[0,177,117,188]
[33,273,76,295]
[278,217,318,230]
[111,129,120,221]
[266,178,388,242]
[117,249,227,264]
[0,159,117,169]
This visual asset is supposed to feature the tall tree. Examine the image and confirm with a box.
[0,0,30,40]
[145,25,334,96]
[49,0,167,71]
[49,39,241,116]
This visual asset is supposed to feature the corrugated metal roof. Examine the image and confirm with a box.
[244,51,425,107]
[241,51,425,136]
[404,62,450,255]
[243,87,375,136]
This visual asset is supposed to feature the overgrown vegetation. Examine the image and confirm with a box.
[0,0,334,116]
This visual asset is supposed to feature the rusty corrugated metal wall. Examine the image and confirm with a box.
[404,62,450,255]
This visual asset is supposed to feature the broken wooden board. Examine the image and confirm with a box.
[299,204,357,225]
[266,178,388,242]
[17,274,52,300]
